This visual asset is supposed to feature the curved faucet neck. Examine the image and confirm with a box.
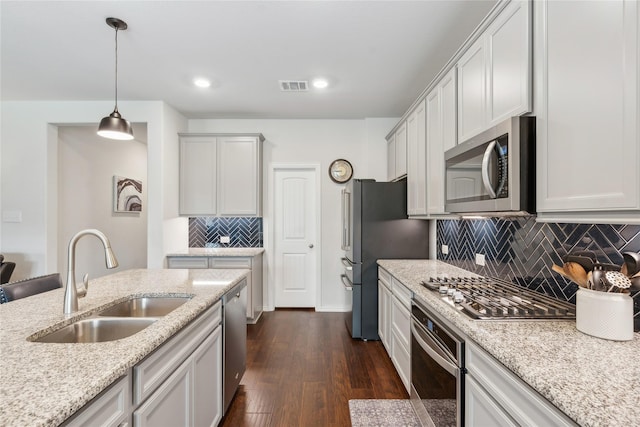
[64,229,119,315]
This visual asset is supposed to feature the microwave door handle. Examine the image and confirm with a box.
[481,140,498,199]
[411,323,457,376]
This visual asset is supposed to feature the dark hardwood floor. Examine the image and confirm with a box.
[220,309,408,426]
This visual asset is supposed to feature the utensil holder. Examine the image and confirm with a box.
[576,288,633,341]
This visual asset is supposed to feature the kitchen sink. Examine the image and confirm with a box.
[98,296,191,318]
[33,317,157,343]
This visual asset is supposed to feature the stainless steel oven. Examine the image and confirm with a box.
[444,116,535,215]
[410,298,465,427]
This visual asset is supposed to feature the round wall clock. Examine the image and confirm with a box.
[329,159,353,183]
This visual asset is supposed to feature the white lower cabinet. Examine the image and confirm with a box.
[63,375,131,427]
[465,341,577,427]
[466,375,517,427]
[378,267,411,394]
[66,302,224,427]
[134,355,193,427]
[194,327,223,427]
[378,279,391,351]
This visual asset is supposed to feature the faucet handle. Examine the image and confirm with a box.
[78,273,89,298]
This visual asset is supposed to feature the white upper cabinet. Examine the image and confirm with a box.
[180,134,263,216]
[217,136,262,216]
[457,38,486,143]
[535,0,640,220]
[387,133,396,181]
[387,122,408,181]
[180,135,217,215]
[427,69,457,216]
[486,0,532,126]
[395,122,408,179]
[457,0,531,143]
[407,100,427,216]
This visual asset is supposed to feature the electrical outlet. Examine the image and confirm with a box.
[475,253,486,266]
[441,244,449,255]
[220,236,230,244]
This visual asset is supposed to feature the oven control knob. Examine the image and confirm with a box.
[439,285,448,294]
[454,291,464,303]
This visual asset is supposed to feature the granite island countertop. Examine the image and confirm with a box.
[0,268,248,427]
[166,247,265,257]
[377,259,640,427]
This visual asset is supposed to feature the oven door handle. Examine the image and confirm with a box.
[411,322,457,376]
[341,274,353,291]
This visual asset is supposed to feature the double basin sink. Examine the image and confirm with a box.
[32,297,191,344]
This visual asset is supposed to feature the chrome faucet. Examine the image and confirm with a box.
[64,229,119,314]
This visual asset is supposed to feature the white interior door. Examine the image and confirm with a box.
[274,168,318,308]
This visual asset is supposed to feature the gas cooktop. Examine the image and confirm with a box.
[421,276,576,320]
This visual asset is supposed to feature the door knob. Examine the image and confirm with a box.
[309,244,314,248]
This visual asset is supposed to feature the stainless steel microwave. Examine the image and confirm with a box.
[444,116,535,215]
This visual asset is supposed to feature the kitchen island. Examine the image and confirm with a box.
[0,268,248,427]
[378,259,640,427]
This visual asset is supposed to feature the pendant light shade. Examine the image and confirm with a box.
[98,17,134,141]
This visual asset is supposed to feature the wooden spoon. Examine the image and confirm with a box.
[563,262,589,288]
[552,264,587,287]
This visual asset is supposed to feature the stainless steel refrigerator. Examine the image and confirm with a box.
[340,179,429,340]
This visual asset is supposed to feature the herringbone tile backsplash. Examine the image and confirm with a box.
[436,218,640,329]
[189,217,263,247]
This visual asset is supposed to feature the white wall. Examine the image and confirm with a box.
[57,125,148,280]
[0,101,187,280]
[188,118,397,311]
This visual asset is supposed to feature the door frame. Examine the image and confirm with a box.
[266,163,322,311]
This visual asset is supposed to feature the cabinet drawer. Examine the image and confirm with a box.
[64,374,130,427]
[378,267,391,287]
[209,257,252,269]
[391,277,412,309]
[134,301,221,405]
[167,257,209,269]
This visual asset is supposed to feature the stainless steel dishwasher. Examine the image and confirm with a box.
[222,279,247,414]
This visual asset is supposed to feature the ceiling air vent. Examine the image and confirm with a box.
[279,80,308,92]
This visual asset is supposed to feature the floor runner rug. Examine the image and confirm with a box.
[348,399,420,427]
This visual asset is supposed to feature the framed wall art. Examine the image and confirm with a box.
[113,175,142,213]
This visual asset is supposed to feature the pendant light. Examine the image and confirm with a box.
[98,17,134,140]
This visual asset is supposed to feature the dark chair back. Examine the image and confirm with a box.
[0,273,62,303]
[0,261,16,284]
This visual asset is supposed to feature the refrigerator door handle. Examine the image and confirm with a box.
[341,274,353,291]
[341,188,351,251]
[341,257,353,270]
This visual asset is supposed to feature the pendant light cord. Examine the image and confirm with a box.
[114,26,119,112]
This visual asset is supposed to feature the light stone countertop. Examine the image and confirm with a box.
[0,268,248,427]
[377,259,640,427]
[166,247,265,257]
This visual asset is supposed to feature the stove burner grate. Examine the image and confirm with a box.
[421,276,576,320]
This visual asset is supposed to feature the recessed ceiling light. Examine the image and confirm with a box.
[193,78,211,88]
[312,78,329,89]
